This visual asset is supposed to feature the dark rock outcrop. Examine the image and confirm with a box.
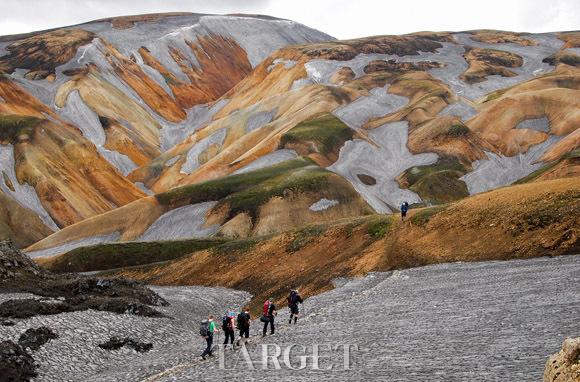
[363,59,442,74]
[99,337,153,353]
[0,340,37,381]
[18,327,58,351]
[0,297,163,319]
[0,239,167,319]
[0,240,41,281]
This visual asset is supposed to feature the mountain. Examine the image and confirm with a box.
[0,15,578,256]
[0,12,333,243]
[18,25,579,257]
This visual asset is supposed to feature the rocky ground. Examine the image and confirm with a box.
[144,255,579,381]
[1,236,578,381]
[0,286,250,381]
[0,239,250,381]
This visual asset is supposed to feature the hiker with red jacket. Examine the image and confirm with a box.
[222,311,236,349]
[261,297,277,336]
[287,289,303,324]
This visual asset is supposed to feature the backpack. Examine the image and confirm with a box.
[288,291,298,307]
[222,315,229,330]
[238,312,249,328]
[263,300,270,316]
[227,316,235,330]
[200,319,209,336]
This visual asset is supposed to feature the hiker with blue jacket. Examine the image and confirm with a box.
[400,201,409,221]
[288,289,303,324]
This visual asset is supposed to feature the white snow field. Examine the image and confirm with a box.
[108,254,580,381]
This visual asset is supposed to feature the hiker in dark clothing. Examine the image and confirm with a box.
[222,312,236,349]
[236,307,251,346]
[201,315,217,360]
[262,297,277,336]
[400,201,409,221]
[287,289,303,324]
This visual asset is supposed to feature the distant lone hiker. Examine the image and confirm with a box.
[200,315,217,360]
[287,289,303,324]
[262,297,277,336]
[400,201,409,221]
[236,307,251,346]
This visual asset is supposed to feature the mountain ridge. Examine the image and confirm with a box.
[0,14,577,255]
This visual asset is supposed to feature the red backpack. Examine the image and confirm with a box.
[263,300,270,316]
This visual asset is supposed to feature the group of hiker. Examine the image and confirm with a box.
[199,289,303,360]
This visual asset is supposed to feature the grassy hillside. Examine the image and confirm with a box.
[38,239,226,272]
[40,177,579,313]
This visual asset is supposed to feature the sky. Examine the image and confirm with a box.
[0,0,578,38]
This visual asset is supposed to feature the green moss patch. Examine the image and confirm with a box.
[157,157,336,220]
[411,204,449,227]
[280,114,354,154]
[2,171,14,192]
[446,123,470,137]
[366,216,393,239]
[402,157,469,204]
[287,225,326,252]
[0,114,42,143]
[45,239,226,273]
[211,238,260,259]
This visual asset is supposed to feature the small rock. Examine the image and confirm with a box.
[98,337,153,353]
[18,327,58,351]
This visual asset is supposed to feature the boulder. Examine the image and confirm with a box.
[98,337,153,353]
[544,337,580,382]
[18,327,58,351]
[0,340,37,381]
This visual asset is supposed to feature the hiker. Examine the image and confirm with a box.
[222,311,236,349]
[200,315,218,360]
[236,307,251,346]
[287,289,304,324]
[400,201,409,221]
[261,297,277,336]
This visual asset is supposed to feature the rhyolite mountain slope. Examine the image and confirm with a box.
[0,15,577,254]
[0,12,332,240]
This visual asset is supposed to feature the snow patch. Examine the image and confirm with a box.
[438,101,478,121]
[245,109,277,133]
[290,77,314,90]
[233,150,298,175]
[59,90,137,175]
[333,85,408,128]
[135,182,154,195]
[309,198,339,212]
[160,98,229,151]
[328,122,438,213]
[0,144,59,231]
[180,129,227,175]
[138,202,219,241]
[267,59,297,72]
[25,233,121,258]
[460,135,561,194]
[516,117,550,133]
